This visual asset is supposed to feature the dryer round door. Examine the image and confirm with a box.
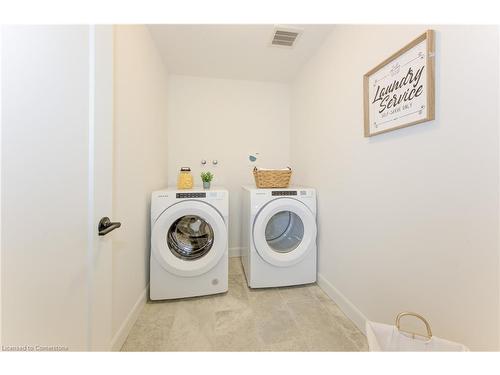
[152,201,227,277]
[253,198,316,267]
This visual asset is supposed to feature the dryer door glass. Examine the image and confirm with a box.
[167,215,214,260]
[265,211,304,253]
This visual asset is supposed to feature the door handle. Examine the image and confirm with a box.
[98,217,121,236]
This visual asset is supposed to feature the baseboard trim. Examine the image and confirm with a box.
[229,247,241,258]
[317,273,367,335]
[110,284,149,351]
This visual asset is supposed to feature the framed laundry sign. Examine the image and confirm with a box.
[363,30,435,137]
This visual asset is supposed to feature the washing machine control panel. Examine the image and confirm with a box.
[176,192,206,198]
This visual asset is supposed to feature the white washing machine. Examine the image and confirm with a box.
[241,186,317,288]
[150,188,229,300]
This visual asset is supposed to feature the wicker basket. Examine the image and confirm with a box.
[253,167,292,188]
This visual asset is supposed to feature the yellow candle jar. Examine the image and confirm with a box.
[177,167,194,189]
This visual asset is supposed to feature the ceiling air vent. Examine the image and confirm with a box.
[270,27,302,48]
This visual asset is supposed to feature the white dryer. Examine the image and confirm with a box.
[241,186,317,288]
[150,188,228,300]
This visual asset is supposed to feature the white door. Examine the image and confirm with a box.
[253,198,317,267]
[1,25,115,351]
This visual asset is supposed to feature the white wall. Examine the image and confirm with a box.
[166,75,290,252]
[112,25,169,344]
[1,26,91,349]
[291,25,499,350]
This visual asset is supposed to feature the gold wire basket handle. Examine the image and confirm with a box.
[395,312,433,340]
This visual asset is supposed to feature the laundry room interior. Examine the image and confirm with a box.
[1,16,500,359]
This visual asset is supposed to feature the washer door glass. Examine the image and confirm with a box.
[167,215,214,260]
[265,211,304,253]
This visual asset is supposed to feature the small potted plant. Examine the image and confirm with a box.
[200,171,214,190]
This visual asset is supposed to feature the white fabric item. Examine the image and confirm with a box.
[366,321,469,352]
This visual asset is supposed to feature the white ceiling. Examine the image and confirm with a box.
[147,25,333,83]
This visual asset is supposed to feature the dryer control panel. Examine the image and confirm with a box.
[270,190,313,197]
[272,190,297,196]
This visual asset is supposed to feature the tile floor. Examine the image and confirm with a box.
[121,257,368,351]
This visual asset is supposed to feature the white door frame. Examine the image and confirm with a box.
[498,24,500,352]
[0,25,3,350]
[88,25,114,351]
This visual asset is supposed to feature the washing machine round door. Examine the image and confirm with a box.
[253,198,316,267]
[152,201,227,277]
